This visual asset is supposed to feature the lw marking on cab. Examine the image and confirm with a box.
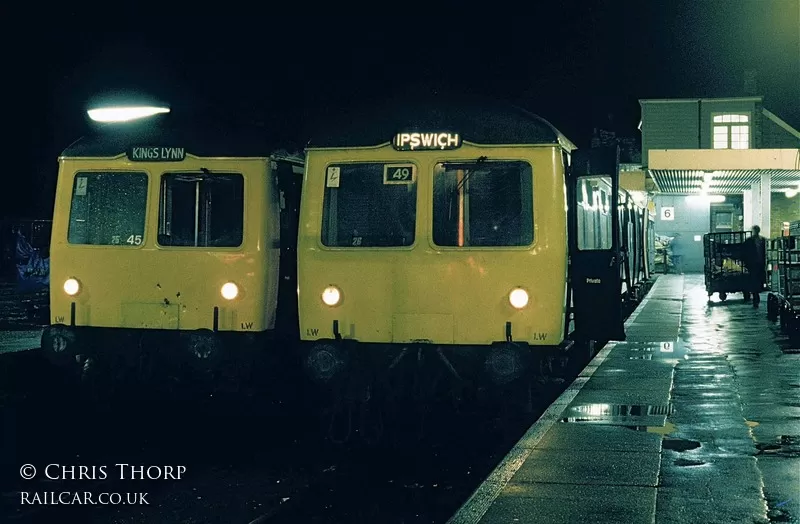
[307,328,319,337]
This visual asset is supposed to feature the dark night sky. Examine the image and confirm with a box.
[3,0,799,218]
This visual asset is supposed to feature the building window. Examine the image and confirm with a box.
[712,114,750,149]
[713,211,732,229]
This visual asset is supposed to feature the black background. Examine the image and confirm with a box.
[3,0,799,218]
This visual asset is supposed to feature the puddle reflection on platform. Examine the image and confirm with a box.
[614,339,692,361]
[560,403,675,423]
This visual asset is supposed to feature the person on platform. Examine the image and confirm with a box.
[669,233,684,274]
[742,225,767,308]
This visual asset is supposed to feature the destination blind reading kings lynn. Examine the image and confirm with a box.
[393,132,461,151]
[128,147,186,161]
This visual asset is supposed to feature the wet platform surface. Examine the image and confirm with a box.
[449,274,800,524]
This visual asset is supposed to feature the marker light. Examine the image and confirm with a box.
[221,282,239,300]
[87,106,170,123]
[64,278,80,296]
[509,288,529,309]
[321,286,341,306]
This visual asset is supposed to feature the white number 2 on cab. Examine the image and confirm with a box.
[126,235,143,245]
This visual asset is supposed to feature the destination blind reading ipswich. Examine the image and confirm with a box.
[128,147,186,161]
[393,132,461,151]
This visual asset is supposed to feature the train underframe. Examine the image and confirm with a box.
[302,277,653,443]
[39,325,292,396]
[301,336,599,444]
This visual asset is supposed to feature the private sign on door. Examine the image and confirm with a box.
[661,206,675,221]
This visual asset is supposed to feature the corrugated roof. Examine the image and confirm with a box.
[649,169,800,194]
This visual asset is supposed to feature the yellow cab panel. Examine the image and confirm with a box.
[50,155,279,333]
[298,142,569,347]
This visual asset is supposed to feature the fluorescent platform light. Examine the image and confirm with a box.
[686,194,725,204]
[87,106,169,123]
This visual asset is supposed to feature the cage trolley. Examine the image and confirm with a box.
[703,231,752,301]
[766,233,800,344]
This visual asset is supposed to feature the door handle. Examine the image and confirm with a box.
[609,256,616,267]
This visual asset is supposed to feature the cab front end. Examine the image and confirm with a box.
[44,152,280,387]
[298,142,570,390]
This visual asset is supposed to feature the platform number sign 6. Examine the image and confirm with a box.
[383,164,415,185]
[661,206,675,221]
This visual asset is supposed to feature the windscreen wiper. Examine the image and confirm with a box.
[442,156,489,193]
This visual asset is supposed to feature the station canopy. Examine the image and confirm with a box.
[647,149,800,194]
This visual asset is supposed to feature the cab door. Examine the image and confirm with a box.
[567,146,625,342]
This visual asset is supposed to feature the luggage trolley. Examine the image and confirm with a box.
[703,231,751,301]
[767,234,800,343]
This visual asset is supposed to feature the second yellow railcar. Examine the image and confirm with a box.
[298,97,653,395]
[299,100,579,389]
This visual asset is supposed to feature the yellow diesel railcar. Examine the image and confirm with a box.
[298,98,652,396]
[42,123,303,385]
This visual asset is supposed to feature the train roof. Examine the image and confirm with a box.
[60,116,303,163]
[306,94,576,151]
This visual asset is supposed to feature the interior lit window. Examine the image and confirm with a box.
[712,114,750,149]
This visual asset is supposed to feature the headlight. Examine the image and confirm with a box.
[509,288,529,309]
[321,286,341,306]
[221,282,239,300]
[63,278,80,296]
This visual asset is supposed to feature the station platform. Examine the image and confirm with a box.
[0,330,41,354]
[449,274,799,524]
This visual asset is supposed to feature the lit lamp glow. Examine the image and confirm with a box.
[686,194,725,204]
[63,278,80,296]
[321,286,341,306]
[509,288,529,309]
[220,282,239,300]
[87,106,170,123]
